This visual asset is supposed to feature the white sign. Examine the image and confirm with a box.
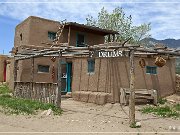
[98,51,123,58]
[90,50,125,58]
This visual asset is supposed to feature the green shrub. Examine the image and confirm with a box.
[174,104,180,111]
[0,85,10,94]
[141,105,180,118]
[0,95,62,115]
[158,98,167,105]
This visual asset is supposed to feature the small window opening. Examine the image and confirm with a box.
[87,59,95,73]
[20,33,22,41]
[38,65,50,73]
[48,32,56,40]
[146,66,157,74]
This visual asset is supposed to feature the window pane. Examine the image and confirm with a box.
[48,32,56,40]
[38,65,50,73]
[77,34,85,47]
[146,66,157,74]
[88,59,95,73]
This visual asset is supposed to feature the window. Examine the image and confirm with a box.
[20,33,22,41]
[48,32,56,40]
[38,65,50,73]
[76,34,85,47]
[87,59,95,73]
[146,66,157,74]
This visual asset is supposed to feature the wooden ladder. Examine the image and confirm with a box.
[52,20,66,47]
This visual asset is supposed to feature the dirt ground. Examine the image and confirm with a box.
[0,98,179,135]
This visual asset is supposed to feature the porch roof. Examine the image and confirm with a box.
[64,22,119,36]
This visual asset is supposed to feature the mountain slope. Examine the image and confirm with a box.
[141,38,180,48]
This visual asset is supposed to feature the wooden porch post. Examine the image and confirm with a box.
[56,51,62,108]
[108,34,111,42]
[14,59,18,95]
[112,34,115,42]
[68,26,71,46]
[129,49,135,126]
[31,57,34,99]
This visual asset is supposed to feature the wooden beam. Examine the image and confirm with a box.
[122,37,132,47]
[15,50,61,61]
[136,48,180,56]
[68,26,71,46]
[108,35,111,42]
[129,49,135,127]
[31,57,34,99]
[112,34,115,42]
[14,44,180,61]
[56,51,62,108]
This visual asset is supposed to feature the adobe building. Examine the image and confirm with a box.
[11,16,118,90]
[12,16,176,104]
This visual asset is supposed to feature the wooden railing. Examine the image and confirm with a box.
[14,82,57,104]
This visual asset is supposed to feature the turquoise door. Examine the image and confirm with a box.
[66,63,72,92]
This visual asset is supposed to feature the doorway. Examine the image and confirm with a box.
[61,62,72,93]
[76,33,85,47]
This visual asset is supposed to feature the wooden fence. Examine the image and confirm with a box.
[176,74,180,93]
[14,82,57,104]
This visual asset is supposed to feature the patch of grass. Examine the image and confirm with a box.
[0,95,62,115]
[158,98,167,105]
[174,104,180,111]
[141,105,180,118]
[0,85,10,94]
[0,84,62,115]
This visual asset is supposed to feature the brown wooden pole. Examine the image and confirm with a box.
[13,59,18,96]
[31,57,34,99]
[68,26,71,46]
[56,51,62,108]
[129,49,135,127]
[108,35,111,42]
[112,34,115,42]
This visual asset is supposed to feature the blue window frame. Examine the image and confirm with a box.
[48,32,56,40]
[87,59,95,73]
[146,66,157,74]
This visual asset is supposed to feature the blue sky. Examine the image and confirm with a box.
[0,0,180,54]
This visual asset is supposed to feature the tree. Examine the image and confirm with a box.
[86,7,151,44]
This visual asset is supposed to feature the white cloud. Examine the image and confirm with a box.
[0,0,180,39]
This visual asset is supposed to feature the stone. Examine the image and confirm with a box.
[46,109,52,116]
[79,91,90,102]
[88,92,98,103]
[41,110,47,115]
[135,122,141,127]
[96,93,107,105]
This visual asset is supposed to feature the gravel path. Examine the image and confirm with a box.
[0,98,179,134]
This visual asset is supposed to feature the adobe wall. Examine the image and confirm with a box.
[9,58,14,91]
[14,18,31,48]
[68,29,104,46]
[14,16,64,49]
[15,16,105,50]
[5,59,11,85]
[72,57,176,103]
[16,57,58,83]
[0,55,8,82]
[27,16,105,46]
[28,17,60,46]
[13,16,105,85]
